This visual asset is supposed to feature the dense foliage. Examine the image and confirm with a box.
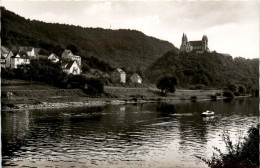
[199,125,259,168]
[67,75,104,96]
[2,58,66,86]
[156,76,178,94]
[1,7,176,72]
[145,51,258,91]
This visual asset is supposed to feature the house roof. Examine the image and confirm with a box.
[189,41,202,47]
[62,49,73,56]
[11,53,30,59]
[114,68,125,74]
[63,61,77,70]
[131,73,141,78]
[48,53,59,60]
[1,46,10,54]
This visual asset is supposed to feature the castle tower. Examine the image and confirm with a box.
[180,33,188,51]
[202,35,208,52]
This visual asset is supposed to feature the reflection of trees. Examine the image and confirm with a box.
[156,102,176,116]
[2,110,30,157]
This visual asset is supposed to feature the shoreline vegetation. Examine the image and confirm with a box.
[2,79,252,111]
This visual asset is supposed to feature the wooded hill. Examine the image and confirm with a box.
[145,50,259,90]
[1,7,176,71]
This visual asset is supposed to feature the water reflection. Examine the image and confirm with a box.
[2,98,258,167]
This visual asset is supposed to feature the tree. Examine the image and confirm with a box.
[238,85,246,95]
[156,76,178,94]
[228,84,238,93]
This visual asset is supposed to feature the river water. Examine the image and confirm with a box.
[2,98,258,167]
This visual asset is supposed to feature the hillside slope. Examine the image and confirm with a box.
[1,7,177,71]
[145,50,259,90]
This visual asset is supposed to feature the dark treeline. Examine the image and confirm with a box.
[1,7,176,72]
[145,50,259,92]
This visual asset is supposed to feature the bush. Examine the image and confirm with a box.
[84,78,104,96]
[223,90,235,99]
[196,125,259,168]
[215,92,222,96]
[156,76,178,94]
[189,85,196,90]
[195,84,205,90]
[191,95,197,102]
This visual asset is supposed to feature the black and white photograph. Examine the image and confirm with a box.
[1,1,259,168]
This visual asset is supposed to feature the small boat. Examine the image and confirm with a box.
[201,110,215,117]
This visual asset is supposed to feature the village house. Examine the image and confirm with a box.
[62,61,81,75]
[48,53,60,63]
[26,48,36,57]
[61,50,81,66]
[111,68,126,83]
[7,53,30,69]
[1,46,13,68]
[130,73,142,84]
[180,33,209,53]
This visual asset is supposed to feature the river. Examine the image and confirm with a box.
[2,98,258,168]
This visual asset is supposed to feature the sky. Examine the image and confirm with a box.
[1,0,259,59]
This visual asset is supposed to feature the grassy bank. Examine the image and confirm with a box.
[2,79,223,110]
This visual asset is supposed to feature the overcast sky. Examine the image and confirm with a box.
[1,1,259,59]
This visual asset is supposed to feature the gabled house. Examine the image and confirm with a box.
[8,53,30,69]
[62,61,81,75]
[111,68,126,83]
[61,49,81,66]
[130,73,142,84]
[1,46,13,68]
[48,53,59,63]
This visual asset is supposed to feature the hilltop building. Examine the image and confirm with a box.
[180,33,209,53]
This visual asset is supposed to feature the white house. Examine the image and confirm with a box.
[130,73,142,84]
[61,49,81,66]
[48,53,59,63]
[111,68,126,83]
[26,48,36,57]
[8,54,30,69]
[62,61,81,75]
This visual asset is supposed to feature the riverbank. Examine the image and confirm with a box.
[2,79,250,111]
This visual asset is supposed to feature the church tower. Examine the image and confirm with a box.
[180,33,188,51]
[202,35,209,52]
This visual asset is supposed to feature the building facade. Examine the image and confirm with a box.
[130,73,142,84]
[48,53,60,63]
[61,50,81,66]
[111,68,126,83]
[8,54,30,69]
[62,61,81,75]
[180,33,209,53]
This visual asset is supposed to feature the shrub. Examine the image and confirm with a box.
[189,85,196,90]
[195,84,205,90]
[196,125,259,168]
[191,95,197,102]
[223,90,235,99]
[215,92,222,96]
[84,78,104,96]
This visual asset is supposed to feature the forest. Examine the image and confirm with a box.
[145,50,259,92]
[1,7,176,72]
